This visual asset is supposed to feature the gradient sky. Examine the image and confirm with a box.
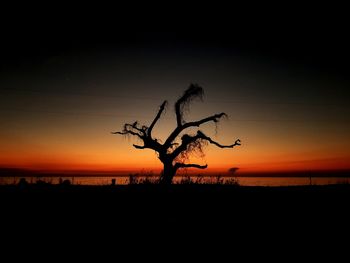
[1,18,350,174]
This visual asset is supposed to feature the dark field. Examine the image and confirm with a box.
[2,184,349,225]
[1,183,349,258]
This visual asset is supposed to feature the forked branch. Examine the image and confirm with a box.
[164,112,227,148]
[111,130,142,139]
[197,131,241,148]
[170,130,241,159]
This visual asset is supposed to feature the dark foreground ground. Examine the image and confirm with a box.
[1,184,349,257]
[2,184,349,225]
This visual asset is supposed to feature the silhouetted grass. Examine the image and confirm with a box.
[336,179,349,184]
[127,172,241,185]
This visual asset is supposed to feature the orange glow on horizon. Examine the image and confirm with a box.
[1,88,349,175]
[1,148,349,174]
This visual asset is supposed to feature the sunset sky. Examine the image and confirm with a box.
[1,19,350,174]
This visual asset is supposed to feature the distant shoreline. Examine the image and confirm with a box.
[1,168,350,178]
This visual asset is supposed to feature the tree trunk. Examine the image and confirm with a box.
[160,162,176,184]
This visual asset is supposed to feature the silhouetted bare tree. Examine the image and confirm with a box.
[112,84,241,184]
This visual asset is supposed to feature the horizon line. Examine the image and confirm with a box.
[1,167,350,177]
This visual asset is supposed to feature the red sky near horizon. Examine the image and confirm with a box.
[1,44,350,174]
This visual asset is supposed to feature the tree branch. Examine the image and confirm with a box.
[175,101,182,127]
[175,163,208,170]
[128,122,147,135]
[183,113,227,129]
[111,121,148,140]
[111,130,142,139]
[148,100,167,138]
[170,131,241,159]
[133,144,146,149]
[112,121,164,153]
[164,112,227,148]
[197,131,241,148]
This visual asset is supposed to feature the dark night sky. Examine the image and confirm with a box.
[1,6,349,172]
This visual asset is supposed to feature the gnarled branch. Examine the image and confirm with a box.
[183,113,227,129]
[170,130,241,159]
[112,121,147,139]
[113,121,164,152]
[164,112,227,148]
[148,100,167,138]
[197,131,241,148]
[128,122,147,135]
[111,130,142,139]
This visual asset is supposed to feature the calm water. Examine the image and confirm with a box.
[1,176,349,186]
